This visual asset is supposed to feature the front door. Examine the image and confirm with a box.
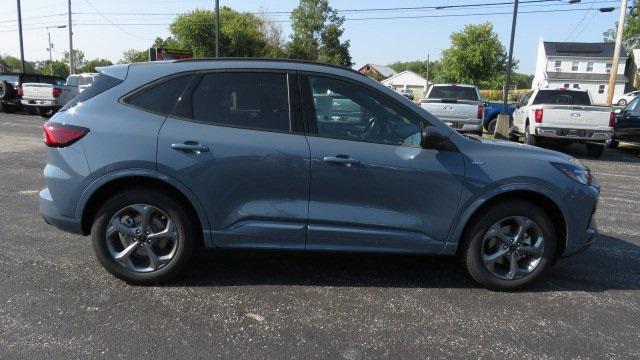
[300,75,465,253]
[618,96,640,143]
[157,71,310,249]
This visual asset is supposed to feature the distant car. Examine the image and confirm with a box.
[612,90,640,107]
[40,59,599,291]
[0,73,66,113]
[398,89,414,100]
[607,96,640,148]
[21,73,99,118]
[483,101,516,134]
[420,84,484,136]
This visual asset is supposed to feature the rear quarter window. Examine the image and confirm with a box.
[61,74,123,111]
[123,75,193,115]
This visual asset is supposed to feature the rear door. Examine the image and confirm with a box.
[300,74,464,253]
[156,71,310,249]
[618,96,640,142]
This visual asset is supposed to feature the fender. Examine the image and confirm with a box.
[75,168,212,246]
[440,182,569,255]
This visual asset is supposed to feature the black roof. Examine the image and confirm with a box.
[543,41,626,58]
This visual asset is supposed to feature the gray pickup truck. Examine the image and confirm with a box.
[420,84,484,135]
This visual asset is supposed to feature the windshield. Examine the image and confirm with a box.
[78,77,95,86]
[428,86,479,101]
[0,75,19,84]
[532,90,591,106]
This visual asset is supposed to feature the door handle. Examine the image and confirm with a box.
[322,155,360,165]
[171,142,209,153]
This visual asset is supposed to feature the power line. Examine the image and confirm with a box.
[81,0,152,40]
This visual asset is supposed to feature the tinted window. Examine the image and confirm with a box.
[532,90,591,106]
[190,72,290,132]
[428,86,479,101]
[627,96,640,112]
[61,74,123,111]
[0,75,19,84]
[126,75,192,115]
[307,76,423,146]
[77,77,94,86]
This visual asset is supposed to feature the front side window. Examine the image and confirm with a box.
[125,75,193,115]
[189,72,290,132]
[306,76,424,146]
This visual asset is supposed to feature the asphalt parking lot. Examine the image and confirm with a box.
[0,112,639,359]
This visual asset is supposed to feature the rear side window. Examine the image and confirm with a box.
[428,86,479,101]
[188,72,290,132]
[61,74,123,111]
[532,90,591,106]
[125,75,192,115]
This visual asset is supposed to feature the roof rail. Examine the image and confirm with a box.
[173,57,362,76]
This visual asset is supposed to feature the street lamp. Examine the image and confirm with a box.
[46,25,67,75]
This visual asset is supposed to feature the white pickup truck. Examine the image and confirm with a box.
[420,84,485,136]
[21,73,98,118]
[512,88,614,158]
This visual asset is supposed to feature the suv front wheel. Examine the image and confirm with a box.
[91,188,196,284]
[462,200,557,291]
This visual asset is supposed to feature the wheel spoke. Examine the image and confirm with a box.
[513,217,534,243]
[483,248,507,264]
[144,245,160,270]
[114,241,141,261]
[108,218,138,237]
[132,205,154,233]
[484,223,510,244]
[147,220,177,243]
[506,252,518,279]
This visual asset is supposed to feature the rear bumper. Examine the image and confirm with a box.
[536,127,612,141]
[444,121,483,133]
[40,188,83,235]
[21,99,60,108]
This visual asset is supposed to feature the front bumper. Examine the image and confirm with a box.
[561,184,599,257]
[536,127,612,142]
[21,99,60,108]
[40,188,83,235]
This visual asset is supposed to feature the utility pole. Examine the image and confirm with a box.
[502,0,519,113]
[215,0,220,57]
[425,53,430,94]
[46,25,66,75]
[606,0,628,106]
[68,0,75,74]
[16,0,25,73]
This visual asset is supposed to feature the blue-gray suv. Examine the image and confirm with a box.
[40,59,599,290]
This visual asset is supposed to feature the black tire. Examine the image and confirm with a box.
[586,143,605,158]
[524,125,537,146]
[0,81,12,101]
[606,138,619,149]
[488,118,497,134]
[508,133,520,142]
[37,107,56,118]
[617,99,627,106]
[462,200,557,291]
[91,188,196,284]
[2,105,16,113]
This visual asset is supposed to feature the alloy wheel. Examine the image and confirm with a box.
[106,204,179,272]
[481,216,544,280]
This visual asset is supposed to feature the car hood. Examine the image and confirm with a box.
[479,138,576,163]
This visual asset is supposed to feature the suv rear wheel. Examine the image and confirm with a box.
[91,189,196,284]
[462,200,557,291]
[524,125,537,146]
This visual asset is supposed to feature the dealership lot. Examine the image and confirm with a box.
[0,112,638,359]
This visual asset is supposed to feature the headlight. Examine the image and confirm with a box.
[552,162,593,185]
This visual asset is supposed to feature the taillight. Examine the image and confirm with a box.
[609,112,616,127]
[43,122,89,148]
[477,105,484,119]
[16,86,23,97]
[534,109,543,123]
[52,87,62,97]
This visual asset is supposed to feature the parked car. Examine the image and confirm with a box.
[398,89,414,100]
[607,96,640,148]
[0,73,66,113]
[420,84,484,136]
[40,60,599,291]
[21,73,99,118]
[612,90,640,107]
[511,88,615,158]
[483,101,516,134]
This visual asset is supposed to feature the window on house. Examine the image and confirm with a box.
[586,62,594,72]
[563,83,570,89]
[554,60,562,71]
[572,84,580,89]
[598,85,605,94]
[606,63,612,73]
[572,61,579,71]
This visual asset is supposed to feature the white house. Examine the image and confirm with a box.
[532,39,628,105]
[381,70,431,99]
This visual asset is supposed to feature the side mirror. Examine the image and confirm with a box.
[421,126,449,150]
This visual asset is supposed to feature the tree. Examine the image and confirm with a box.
[0,54,36,72]
[439,23,509,87]
[63,49,86,69]
[170,8,268,58]
[388,59,442,81]
[287,0,352,67]
[34,60,70,77]
[120,49,149,64]
[152,36,181,49]
[78,58,113,73]
[603,1,640,52]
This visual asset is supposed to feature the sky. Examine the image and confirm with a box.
[0,0,622,74]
